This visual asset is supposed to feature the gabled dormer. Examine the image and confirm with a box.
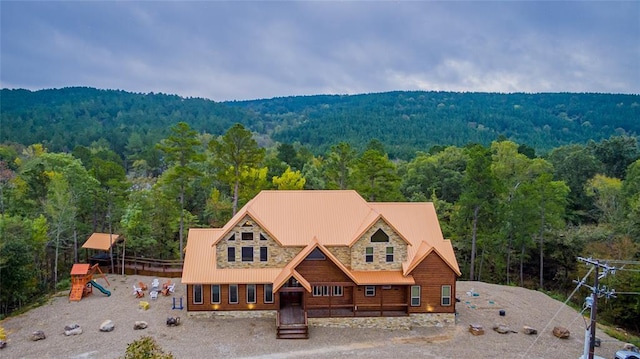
[349,217,410,271]
[215,214,299,269]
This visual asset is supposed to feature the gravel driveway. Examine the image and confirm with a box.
[0,275,625,358]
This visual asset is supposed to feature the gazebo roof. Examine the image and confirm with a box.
[81,233,122,251]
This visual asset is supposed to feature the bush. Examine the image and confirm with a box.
[122,336,174,359]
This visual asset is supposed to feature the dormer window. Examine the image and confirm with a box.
[307,248,326,260]
[371,228,389,242]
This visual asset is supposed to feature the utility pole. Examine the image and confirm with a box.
[574,257,616,359]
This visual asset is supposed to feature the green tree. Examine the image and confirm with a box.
[585,174,624,225]
[352,146,402,202]
[45,172,76,289]
[209,124,265,215]
[156,122,205,259]
[272,167,306,190]
[455,144,498,281]
[325,142,356,190]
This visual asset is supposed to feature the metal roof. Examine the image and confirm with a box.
[183,190,461,286]
[81,232,122,251]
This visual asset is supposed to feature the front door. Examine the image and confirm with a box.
[280,289,303,309]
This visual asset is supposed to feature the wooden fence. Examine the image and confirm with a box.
[96,256,183,278]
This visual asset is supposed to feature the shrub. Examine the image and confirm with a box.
[122,336,174,359]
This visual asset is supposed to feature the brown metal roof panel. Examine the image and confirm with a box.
[350,270,415,285]
[82,232,122,251]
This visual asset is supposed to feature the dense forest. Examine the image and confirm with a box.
[0,87,639,334]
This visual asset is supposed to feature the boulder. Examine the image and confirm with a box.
[0,340,7,349]
[64,323,80,331]
[133,321,148,330]
[30,330,46,341]
[623,343,639,352]
[99,320,115,332]
[64,326,82,336]
[523,326,538,335]
[469,324,484,336]
[492,323,517,334]
[552,326,570,339]
[166,317,180,327]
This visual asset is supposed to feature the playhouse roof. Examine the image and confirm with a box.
[82,233,122,251]
[71,263,91,275]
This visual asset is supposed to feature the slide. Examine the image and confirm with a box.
[90,280,111,297]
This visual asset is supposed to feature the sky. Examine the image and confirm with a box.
[1,1,639,102]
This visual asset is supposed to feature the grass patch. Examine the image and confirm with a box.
[601,324,640,348]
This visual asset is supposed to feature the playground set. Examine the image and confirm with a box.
[69,263,111,301]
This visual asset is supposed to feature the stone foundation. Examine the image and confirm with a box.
[308,313,455,330]
[188,310,277,319]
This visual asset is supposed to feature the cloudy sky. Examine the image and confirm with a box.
[1,1,638,101]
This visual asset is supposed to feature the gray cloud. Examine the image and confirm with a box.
[1,1,638,101]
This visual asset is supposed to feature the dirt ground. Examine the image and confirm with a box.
[0,275,628,359]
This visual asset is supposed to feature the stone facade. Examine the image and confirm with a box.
[327,246,351,268]
[351,219,408,271]
[216,215,302,269]
[188,310,277,319]
[308,313,456,330]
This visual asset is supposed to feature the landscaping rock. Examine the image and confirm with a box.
[469,324,484,336]
[523,326,538,335]
[30,330,46,341]
[0,340,7,349]
[552,326,570,339]
[64,325,82,336]
[492,323,517,334]
[99,320,115,332]
[133,321,148,330]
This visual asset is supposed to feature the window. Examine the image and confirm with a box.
[365,247,374,263]
[228,233,236,241]
[365,286,376,296]
[193,284,203,304]
[313,285,330,297]
[229,284,238,304]
[411,285,421,306]
[247,284,256,303]
[242,247,253,262]
[242,232,253,241]
[242,220,252,227]
[307,248,326,260]
[227,247,235,262]
[371,228,389,242]
[264,284,274,303]
[211,285,221,304]
[260,247,268,262]
[386,247,394,262]
[333,286,343,296]
[441,285,452,306]
[260,233,268,241]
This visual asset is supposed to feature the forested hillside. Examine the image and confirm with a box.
[2,88,639,160]
[1,87,639,334]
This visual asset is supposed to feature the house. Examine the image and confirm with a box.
[181,190,460,338]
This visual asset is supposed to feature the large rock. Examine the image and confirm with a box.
[492,323,517,334]
[99,320,115,332]
[523,326,538,335]
[133,321,148,330]
[30,330,46,341]
[64,325,82,336]
[469,324,484,336]
[553,326,570,339]
[0,340,7,349]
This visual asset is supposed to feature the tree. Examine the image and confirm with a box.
[353,148,403,201]
[455,144,498,281]
[589,135,639,179]
[209,124,265,215]
[585,174,624,225]
[272,167,306,190]
[45,173,76,289]
[157,122,205,260]
[324,142,356,190]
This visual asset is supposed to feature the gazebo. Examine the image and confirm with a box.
[81,233,124,274]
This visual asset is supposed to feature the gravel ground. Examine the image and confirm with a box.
[0,275,627,359]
